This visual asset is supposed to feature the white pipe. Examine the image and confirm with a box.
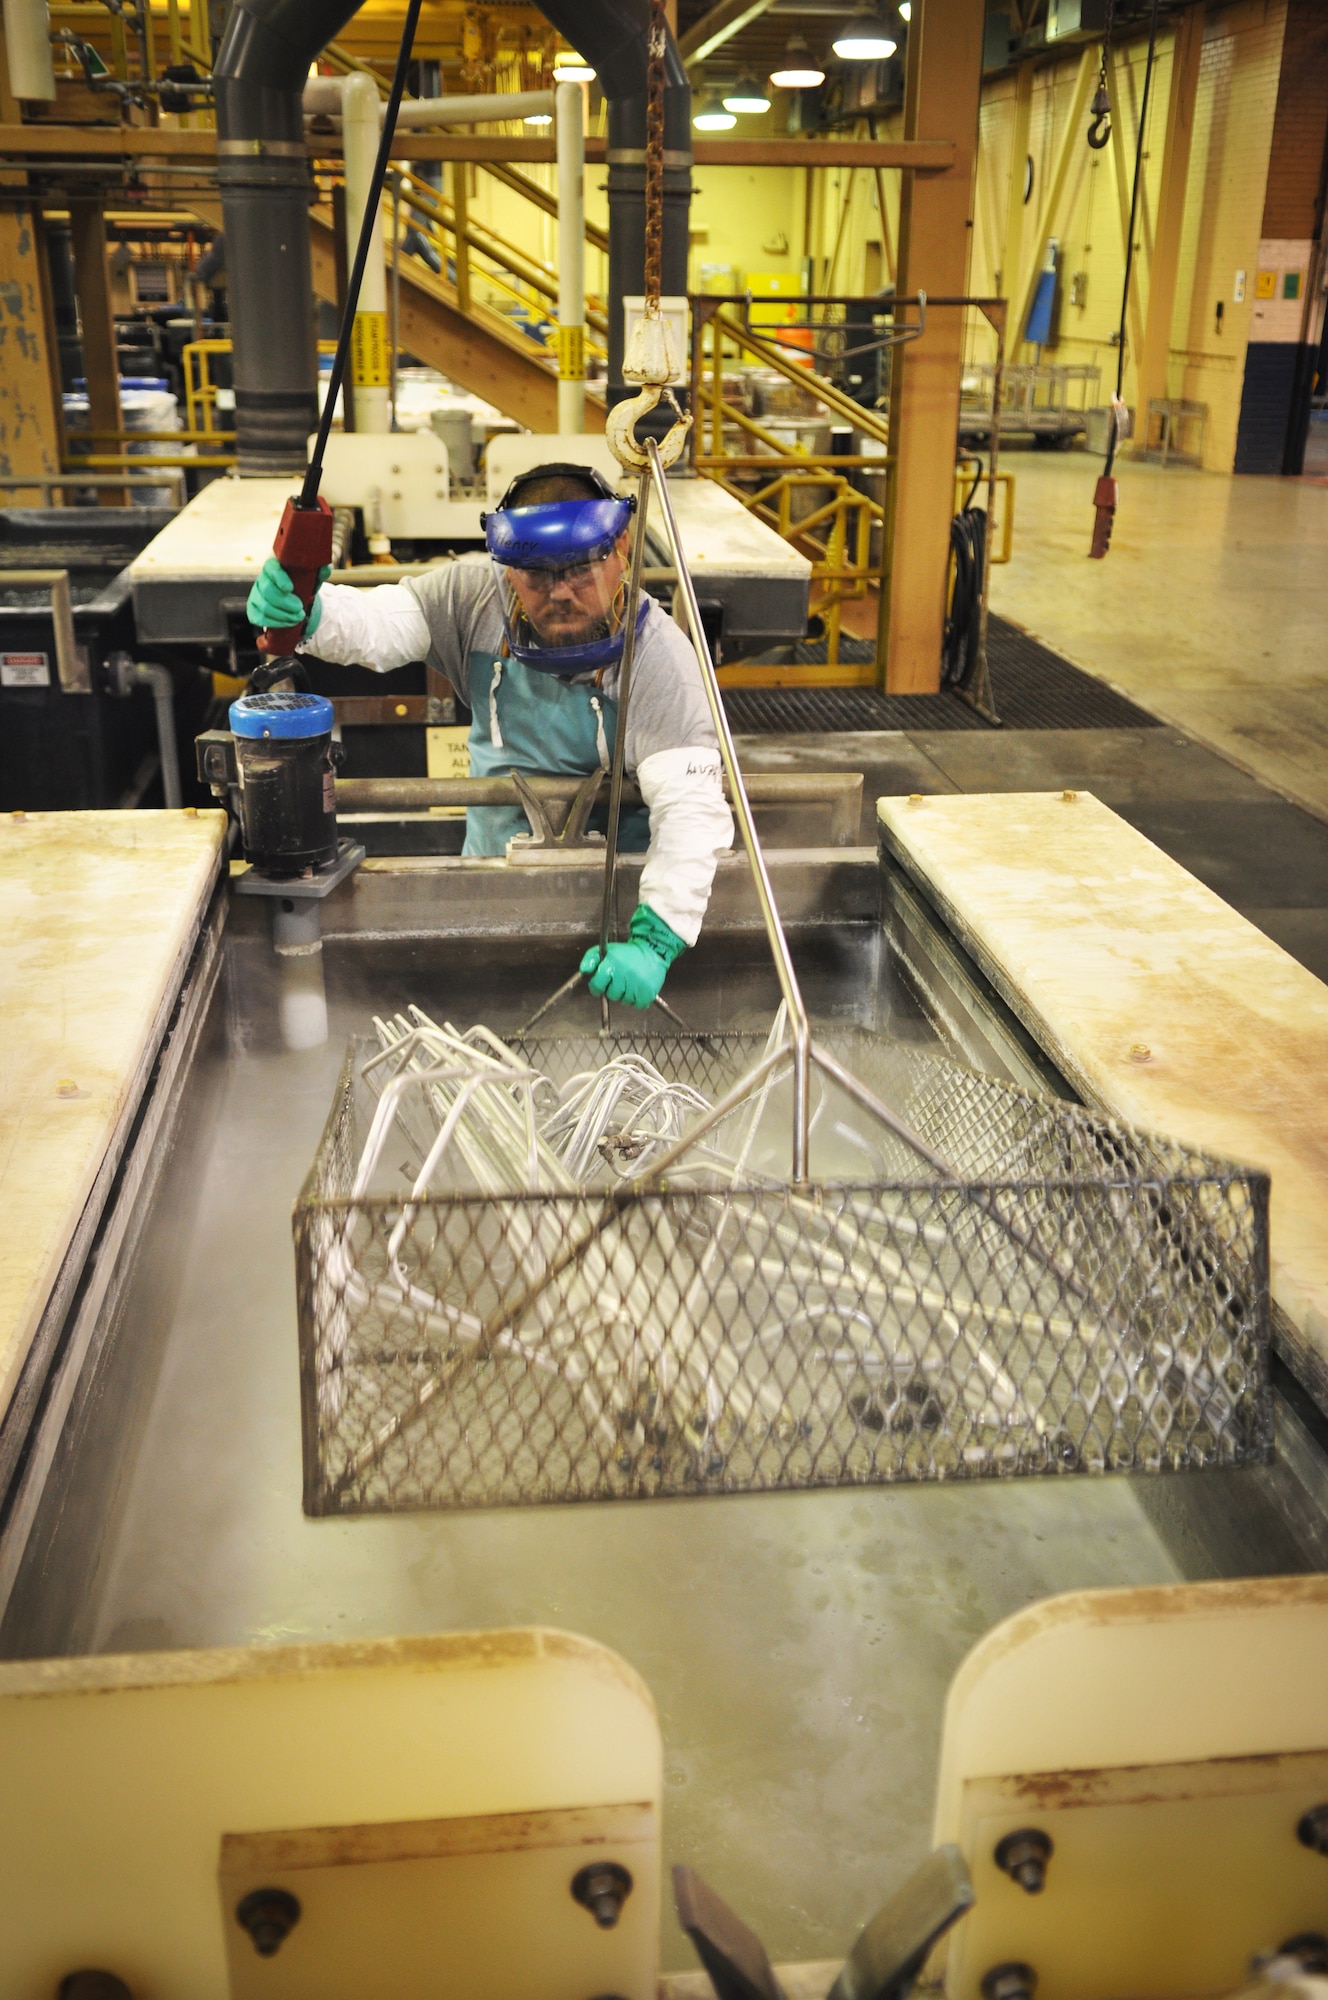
[110,654,182,807]
[1,0,54,99]
[341,70,390,436]
[556,80,586,435]
[134,661,182,809]
[302,79,555,127]
[395,89,555,127]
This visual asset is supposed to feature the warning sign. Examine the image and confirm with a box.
[557,322,586,381]
[426,723,470,817]
[1,651,50,688]
[351,310,391,388]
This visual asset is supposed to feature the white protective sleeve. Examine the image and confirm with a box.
[636,745,734,947]
[298,580,432,671]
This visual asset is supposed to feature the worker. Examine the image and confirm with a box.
[246,463,734,1011]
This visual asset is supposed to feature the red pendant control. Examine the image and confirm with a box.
[1088,475,1118,561]
[257,494,335,654]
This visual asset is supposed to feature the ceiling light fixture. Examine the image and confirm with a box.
[898,2,911,18]
[524,110,553,124]
[553,53,595,82]
[694,92,737,129]
[724,76,772,112]
[770,36,825,88]
[832,8,897,57]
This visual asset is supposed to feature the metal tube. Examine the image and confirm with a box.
[395,88,553,125]
[132,662,183,808]
[214,0,364,475]
[1,0,55,99]
[597,469,651,961]
[342,71,391,436]
[645,438,813,1183]
[556,80,586,435]
[535,0,691,411]
[977,312,1003,692]
[334,771,863,838]
[301,0,423,505]
[0,472,185,498]
[390,171,401,433]
[809,1044,953,1175]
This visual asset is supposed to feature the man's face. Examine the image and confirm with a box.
[505,531,629,646]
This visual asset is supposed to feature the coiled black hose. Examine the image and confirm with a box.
[942,466,987,691]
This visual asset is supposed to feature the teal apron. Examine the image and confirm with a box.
[463,650,651,857]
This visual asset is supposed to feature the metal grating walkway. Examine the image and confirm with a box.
[722,617,1163,734]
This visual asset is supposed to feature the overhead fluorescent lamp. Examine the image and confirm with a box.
[724,76,772,111]
[833,27,898,57]
[694,97,738,128]
[770,37,825,87]
[553,54,595,82]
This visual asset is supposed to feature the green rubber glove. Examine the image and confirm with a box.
[246,557,331,636]
[582,904,687,1010]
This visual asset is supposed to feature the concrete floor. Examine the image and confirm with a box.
[987,450,1328,822]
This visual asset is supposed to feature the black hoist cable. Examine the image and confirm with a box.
[300,0,424,510]
[1104,0,1162,485]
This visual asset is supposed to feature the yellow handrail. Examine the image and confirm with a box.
[183,338,233,438]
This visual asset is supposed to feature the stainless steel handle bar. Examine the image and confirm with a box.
[645,437,813,1181]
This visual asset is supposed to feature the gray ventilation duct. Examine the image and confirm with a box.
[213,0,362,476]
[535,0,692,408]
[216,0,692,470]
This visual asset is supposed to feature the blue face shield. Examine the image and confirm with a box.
[483,491,642,676]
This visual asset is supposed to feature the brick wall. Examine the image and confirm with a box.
[1174,0,1287,470]
[1261,0,1328,239]
[1232,0,1328,471]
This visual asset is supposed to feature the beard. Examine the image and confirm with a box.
[523,603,615,647]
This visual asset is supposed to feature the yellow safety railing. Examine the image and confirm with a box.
[694,306,890,676]
[693,302,1014,683]
[389,175,608,360]
[182,339,236,444]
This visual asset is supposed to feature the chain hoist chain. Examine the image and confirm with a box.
[643,0,667,309]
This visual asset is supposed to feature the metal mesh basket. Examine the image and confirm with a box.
[294,1030,1271,1515]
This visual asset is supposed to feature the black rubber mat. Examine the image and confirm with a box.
[722,616,1163,734]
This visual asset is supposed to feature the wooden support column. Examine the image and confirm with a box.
[879,0,986,693]
[0,208,65,494]
[68,198,125,504]
[0,26,64,495]
[1132,5,1205,453]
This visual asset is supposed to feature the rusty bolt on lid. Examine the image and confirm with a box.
[982,1963,1037,2000]
[236,1888,301,1957]
[572,1861,634,1929]
[994,1828,1053,1894]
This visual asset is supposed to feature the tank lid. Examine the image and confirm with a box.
[230,690,334,740]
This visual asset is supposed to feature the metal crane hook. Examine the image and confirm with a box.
[1087,82,1111,149]
[606,379,692,472]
